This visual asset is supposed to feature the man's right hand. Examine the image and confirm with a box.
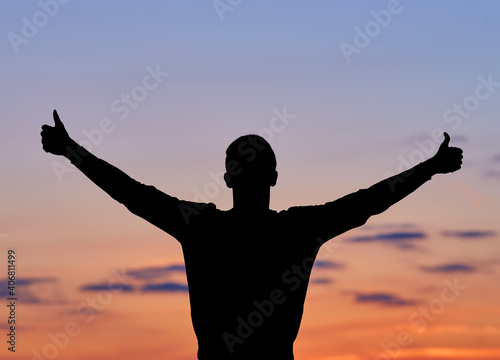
[41,110,72,155]
[429,132,463,174]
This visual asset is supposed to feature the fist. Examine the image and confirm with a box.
[431,132,463,174]
[41,110,71,155]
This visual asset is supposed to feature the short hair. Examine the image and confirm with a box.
[225,134,276,186]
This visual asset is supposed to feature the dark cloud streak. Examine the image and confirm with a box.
[313,260,345,270]
[142,282,189,293]
[420,263,476,273]
[0,277,59,304]
[126,264,186,280]
[311,278,334,285]
[80,283,134,292]
[348,231,426,249]
[443,230,496,239]
[353,292,417,307]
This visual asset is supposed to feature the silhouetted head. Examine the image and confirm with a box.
[224,134,278,189]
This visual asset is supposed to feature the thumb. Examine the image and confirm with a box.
[53,109,64,128]
[439,132,450,150]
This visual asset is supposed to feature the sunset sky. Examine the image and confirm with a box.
[1,1,499,359]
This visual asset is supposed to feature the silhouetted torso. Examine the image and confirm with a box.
[123,184,370,359]
[185,208,312,359]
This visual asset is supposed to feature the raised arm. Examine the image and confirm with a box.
[291,133,463,246]
[364,132,463,216]
[41,110,145,204]
[40,110,208,237]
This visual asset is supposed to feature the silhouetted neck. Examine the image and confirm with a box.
[231,186,271,214]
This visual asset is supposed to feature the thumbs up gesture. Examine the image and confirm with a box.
[430,132,463,174]
[41,110,72,155]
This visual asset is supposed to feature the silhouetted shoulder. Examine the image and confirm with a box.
[278,189,371,245]
[121,182,217,241]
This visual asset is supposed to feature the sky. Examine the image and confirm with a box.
[1,1,499,359]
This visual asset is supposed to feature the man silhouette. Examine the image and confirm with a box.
[41,110,463,359]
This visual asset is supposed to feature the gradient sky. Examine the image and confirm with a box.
[1,1,499,359]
